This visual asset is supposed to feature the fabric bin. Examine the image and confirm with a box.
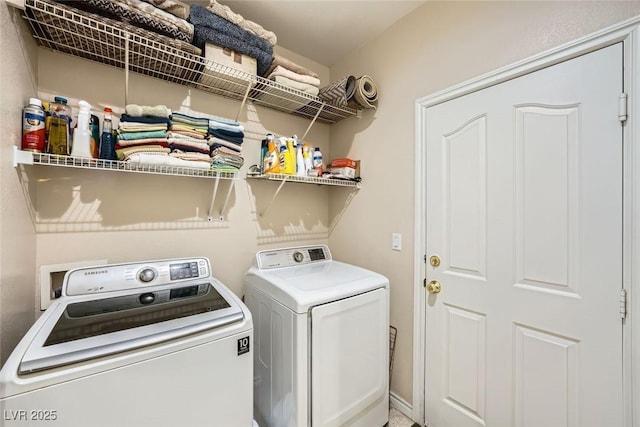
[197,42,256,96]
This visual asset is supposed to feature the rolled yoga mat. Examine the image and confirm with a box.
[350,75,378,110]
[318,75,378,110]
[318,75,356,107]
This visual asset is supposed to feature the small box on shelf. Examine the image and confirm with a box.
[197,43,257,95]
[328,158,360,179]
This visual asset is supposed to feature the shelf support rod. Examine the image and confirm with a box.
[124,33,130,106]
[217,178,236,221]
[235,81,253,122]
[260,177,288,217]
[300,104,325,141]
[207,175,221,221]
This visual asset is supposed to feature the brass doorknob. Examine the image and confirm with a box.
[429,255,441,268]
[427,280,441,294]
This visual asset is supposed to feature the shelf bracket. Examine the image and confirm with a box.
[235,81,253,122]
[13,146,34,167]
[300,104,325,141]
[124,33,130,106]
[6,0,25,10]
[207,175,235,221]
[207,175,221,221]
[259,177,288,217]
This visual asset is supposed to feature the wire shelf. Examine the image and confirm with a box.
[20,0,360,124]
[246,173,359,188]
[14,149,238,180]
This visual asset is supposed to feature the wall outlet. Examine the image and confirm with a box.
[392,233,402,251]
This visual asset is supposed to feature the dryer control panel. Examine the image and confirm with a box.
[64,258,211,296]
[256,245,332,269]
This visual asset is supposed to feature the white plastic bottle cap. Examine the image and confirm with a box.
[29,98,42,107]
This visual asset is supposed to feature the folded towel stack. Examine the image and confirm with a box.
[116,105,172,161]
[60,0,195,43]
[207,0,276,46]
[189,4,274,76]
[114,106,245,172]
[140,0,190,20]
[209,116,244,171]
[168,112,211,162]
[263,55,321,96]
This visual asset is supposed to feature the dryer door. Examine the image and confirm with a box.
[310,287,388,427]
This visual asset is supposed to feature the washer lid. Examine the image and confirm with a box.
[18,278,244,374]
[245,260,389,313]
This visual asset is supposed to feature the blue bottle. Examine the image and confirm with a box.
[99,107,116,160]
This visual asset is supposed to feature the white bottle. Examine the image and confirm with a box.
[295,141,306,177]
[312,147,323,176]
[71,100,93,158]
[303,143,313,174]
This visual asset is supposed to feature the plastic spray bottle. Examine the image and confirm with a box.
[99,107,116,160]
[303,143,313,175]
[296,140,306,177]
[71,100,93,158]
[286,137,296,174]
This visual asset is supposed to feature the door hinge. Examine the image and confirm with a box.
[619,93,628,123]
[619,289,627,319]
[423,278,426,288]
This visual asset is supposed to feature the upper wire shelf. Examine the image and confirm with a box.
[19,0,359,124]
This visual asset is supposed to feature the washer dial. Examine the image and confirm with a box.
[293,251,304,263]
[138,268,157,283]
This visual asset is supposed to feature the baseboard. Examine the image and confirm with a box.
[390,391,413,420]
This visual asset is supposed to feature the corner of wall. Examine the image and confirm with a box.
[0,1,39,366]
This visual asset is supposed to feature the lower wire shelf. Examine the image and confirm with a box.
[13,147,238,179]
[246,173,360,188]
[14,147,238,221]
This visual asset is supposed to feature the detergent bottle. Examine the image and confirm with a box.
[263,139,280,174]
[286,137,296,174]
[312,147,324,176]
[278,136,294,174]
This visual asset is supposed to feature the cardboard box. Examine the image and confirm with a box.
[198,43,257,95]
[329,159,360,179]
[330,158,358,169]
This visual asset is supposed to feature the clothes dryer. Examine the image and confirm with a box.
[0,258,254,427]
[244,245,389,427]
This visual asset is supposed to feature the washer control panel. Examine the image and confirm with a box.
[256,245,332,269]
[64,258,211,296]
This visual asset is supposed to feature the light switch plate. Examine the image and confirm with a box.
[392,233,402,251]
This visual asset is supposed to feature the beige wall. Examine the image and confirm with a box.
[32,48,333,299]
[0,2,38,365]
[328,1,640,407]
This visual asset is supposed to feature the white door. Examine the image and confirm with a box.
[424,43,624,427]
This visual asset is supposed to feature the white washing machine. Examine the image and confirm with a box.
[0,258,254,427]
[243,245,389,427]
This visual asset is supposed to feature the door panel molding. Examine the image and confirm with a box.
[414,16,640,426]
